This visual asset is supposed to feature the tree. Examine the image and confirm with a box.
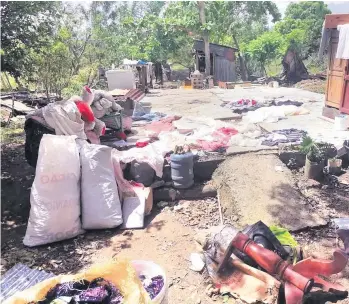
[283,2,331,55]
[243,31,284,76]
[1,1,59,83]
[197,1,210,76]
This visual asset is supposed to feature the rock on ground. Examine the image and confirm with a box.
[212,153,327,231]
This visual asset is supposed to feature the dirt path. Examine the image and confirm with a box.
[213,153,328,231]
[91,210,217,304]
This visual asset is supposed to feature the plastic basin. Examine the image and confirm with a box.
[132,260,167,304]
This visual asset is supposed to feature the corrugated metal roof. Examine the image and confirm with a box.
[0,263,55,301]
[193,40,239,53]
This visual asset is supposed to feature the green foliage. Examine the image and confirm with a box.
[1,1,59,81]
[243,31,284,75]
[0,73,18,91]
[1,1,331,92]
[300,136,333,163]
[284,2,331,56]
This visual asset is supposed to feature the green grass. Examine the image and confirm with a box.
[0,72,18,92]
[266,59,282,77]
[1,123,25,145]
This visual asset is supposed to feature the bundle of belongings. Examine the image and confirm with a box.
[25,86,123,149]
[22,133,156,247]
[199,221,349,304]
[2,260,164,304]
[22,86,158,247]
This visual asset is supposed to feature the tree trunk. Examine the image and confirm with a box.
[263,65,268,77]
[232,34,248,81]
[197,1,210,76]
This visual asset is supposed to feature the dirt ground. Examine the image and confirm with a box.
[212,153,348,231]
[1,123,349,304]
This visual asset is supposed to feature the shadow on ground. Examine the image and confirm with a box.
[268,182,327,231]
[1,139,164,276]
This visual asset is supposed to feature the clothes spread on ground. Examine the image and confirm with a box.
[221,99,260,114]
[28,275,164,304]
[336,24,349,59]
[144,115,181,137]
[271,100,303,107]
[196,127,238,152]
[132,112,166,122]
[222,99,304,114]
[261,128,307,146]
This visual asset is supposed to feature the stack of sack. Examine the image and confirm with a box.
[23,134,153,247]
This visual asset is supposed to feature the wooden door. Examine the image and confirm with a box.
[340,60,349,114]
[326,31,347,109]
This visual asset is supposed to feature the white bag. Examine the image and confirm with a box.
[121,197,145,229]
[23,135,84,247]
[80,144,123,229]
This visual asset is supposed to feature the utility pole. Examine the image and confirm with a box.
[197,1,210,76]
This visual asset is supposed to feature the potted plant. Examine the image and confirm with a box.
[300,136,329,181]
[328,157,342,175]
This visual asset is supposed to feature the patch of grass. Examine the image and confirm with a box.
[295,79,326,94]
[171,63,187,71]
[266,59,282,77]
[1,123,25,145]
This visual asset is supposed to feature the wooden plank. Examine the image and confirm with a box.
[325,35,347,109]
[340,61,349,114]
[324,14,349,29]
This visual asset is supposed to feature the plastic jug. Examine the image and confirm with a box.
[170,152,194,189]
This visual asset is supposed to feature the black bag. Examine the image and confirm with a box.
[24,118,55,168]
[235,221,290,268]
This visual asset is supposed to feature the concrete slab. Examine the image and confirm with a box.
[212,154,327,231]
[194,155,226,181]
[144,86,348,148]
[1,99,34,114]
[260,113,348,147]
[226,145,277,155]
[144,89,240,120]
[154,183,217,202]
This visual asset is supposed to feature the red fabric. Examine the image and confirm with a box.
[197,127,238,152]
[237,99,257,106]
[144,115,181,136]
[136,141,149,148]
[75,101,95,122]
[116,131,127,140]
[101,126,106,135]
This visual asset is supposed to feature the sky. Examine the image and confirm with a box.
[274,1,349,16]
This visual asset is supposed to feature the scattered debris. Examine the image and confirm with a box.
[157,201,169,209]
[189,253,205,272]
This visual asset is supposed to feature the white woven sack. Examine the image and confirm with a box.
[80,144,123,229]
[23,135,84,247]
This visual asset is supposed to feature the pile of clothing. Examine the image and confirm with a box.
[26,87,123,145]
[28,275,164,304]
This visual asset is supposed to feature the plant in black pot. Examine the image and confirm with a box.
[300,136,328,181]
